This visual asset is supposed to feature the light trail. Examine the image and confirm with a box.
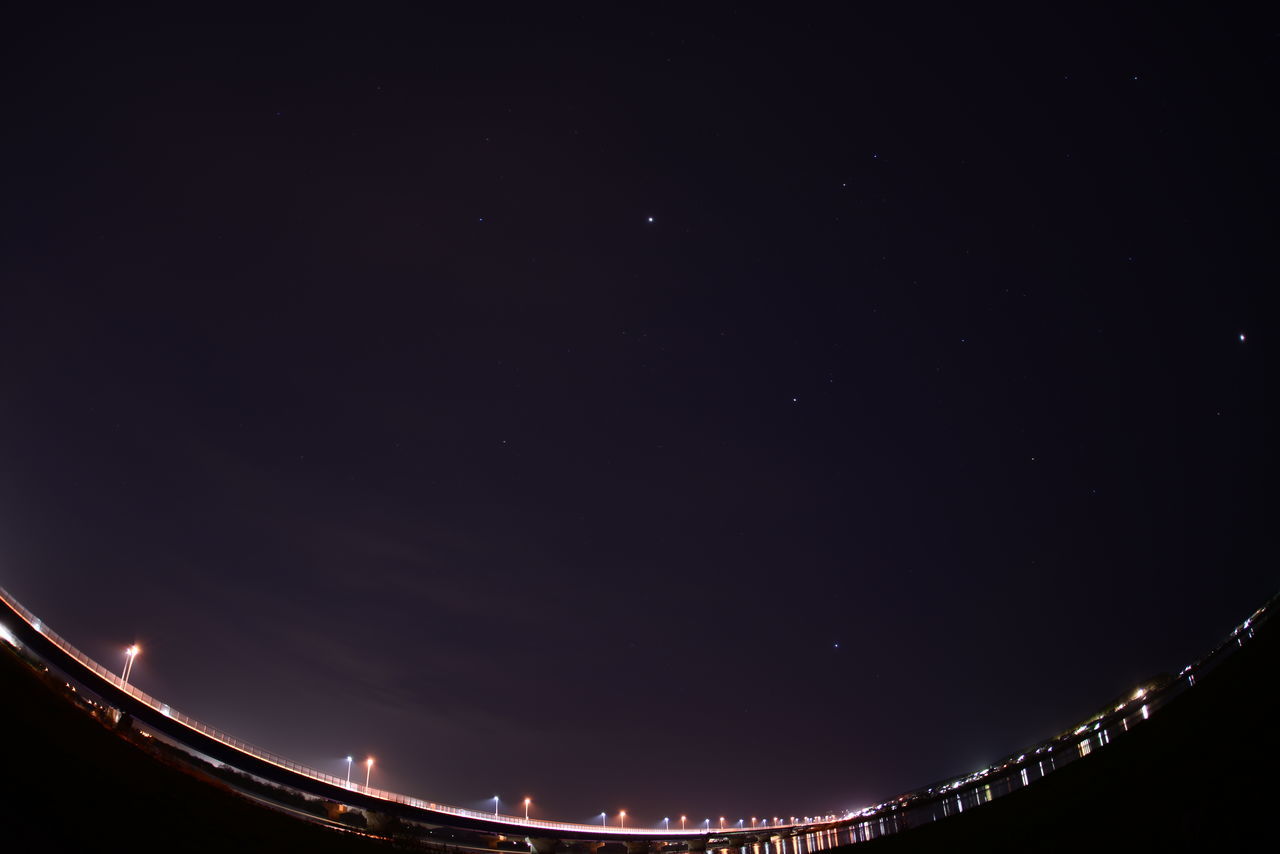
[0,584,807,836]
[0,582,1272,841]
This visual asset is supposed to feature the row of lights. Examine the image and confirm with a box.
[594,814,783,831]
[119,646,814,832]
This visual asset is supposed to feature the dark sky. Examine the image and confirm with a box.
[1,2,1272,827]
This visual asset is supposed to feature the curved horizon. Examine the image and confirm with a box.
[2,580,1269,839]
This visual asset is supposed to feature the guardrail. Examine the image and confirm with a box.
[0,583,801,836]
[4,581,1270,842]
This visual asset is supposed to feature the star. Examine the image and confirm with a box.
[1239,332,1246,342]
[646,216,655,223]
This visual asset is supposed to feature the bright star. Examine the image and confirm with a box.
[646,216,655,223]
[1239,333,1246,342]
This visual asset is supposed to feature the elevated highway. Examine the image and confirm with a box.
[0,584,837,852]
[5,582,1268,852]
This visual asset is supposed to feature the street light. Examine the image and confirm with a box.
[681,816,687,831]
[346,756,353,784]
[121,645,140,684]
[663,818,669,831]
[525,798,531,820]
[365,757,374,788]
[620,811,626,829]
[720,818,726,830]
[600,813,607,827]
[494,796,500,816]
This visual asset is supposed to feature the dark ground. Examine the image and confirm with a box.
[0,643,400,852]
[2,605,1276,852]
[857,615,1279,851]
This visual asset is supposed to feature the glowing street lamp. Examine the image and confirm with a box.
[346,756,353,784]
[751,818,757,828]
[703,819,710,830]
[663,818,669,831]
[600,813,607,827]
[620,811,626,829]
[365,757,374,788]
[681,816,687,831]
[121,645,140,684]
[494,796,500,816]
[720,817,726,830]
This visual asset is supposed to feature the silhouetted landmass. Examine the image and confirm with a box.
[0,643,428,852]
[2,615,1277,852]
[848,619,1278,851]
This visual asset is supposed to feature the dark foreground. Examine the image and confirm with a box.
[3,612,1277,852]
[854,611,1280,852]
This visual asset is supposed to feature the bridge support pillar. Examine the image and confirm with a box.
[686,838,708,853]
[625,841,658,854]
[527,838,560,854]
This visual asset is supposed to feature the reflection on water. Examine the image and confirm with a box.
[700,600,1272,852]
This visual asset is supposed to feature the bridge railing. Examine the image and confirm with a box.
[12,578,1266,839]
[0,584,792,836]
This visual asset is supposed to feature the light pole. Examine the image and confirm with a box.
[720,818,725,830]
[494,796,500,816]
[681,816,686,831]
[663,818,669,831]
[121,645,139,684]
[525,798,531,821]
[600,813,607,827]
[620,811,626,829]
[365,757,374,788]
[346,756,353,784]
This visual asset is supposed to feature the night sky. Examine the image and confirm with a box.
[1,3,1272,827]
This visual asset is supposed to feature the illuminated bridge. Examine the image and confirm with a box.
[0,583,1271,852]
